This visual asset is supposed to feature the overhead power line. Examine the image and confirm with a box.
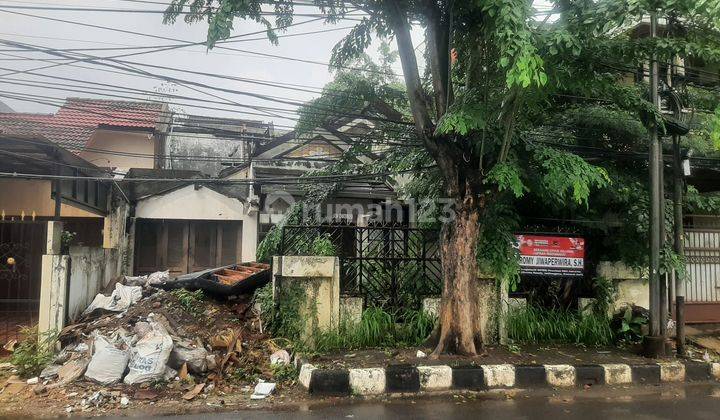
[0,39,414,126]
[0,8,405,78]
[0,90,418,147]
[0,3,369,20]
[0,165,430,185]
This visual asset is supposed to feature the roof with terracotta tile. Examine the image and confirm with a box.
[0,98,165,153]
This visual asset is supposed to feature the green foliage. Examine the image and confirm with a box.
[507,305,614,346]
[253,283,275,331]
[254,283,306,345]
[10,326,57,378]
[710,107,720,149]
[480,0,547,88]
[231,366,260,383]
[532,146,611,207]
[255,281,435,353]
[166,0,720,335]
[686,186,720,214]
[170,289,205,318]
[310,234,337,256]
[436,101,487,135]
[486,162,527,198]
[256,203,302,262]
[616,307,648,343]
[477,201,521,289]
[270,363,298,384]
[590,277,615,318]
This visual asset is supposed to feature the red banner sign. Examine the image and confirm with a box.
[514,235,585,277]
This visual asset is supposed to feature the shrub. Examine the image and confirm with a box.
[310,234,337,256]
[10,326,57,378]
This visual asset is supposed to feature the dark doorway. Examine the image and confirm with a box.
[134,219,243,276]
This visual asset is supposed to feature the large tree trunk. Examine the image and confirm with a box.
[432,197,484,356]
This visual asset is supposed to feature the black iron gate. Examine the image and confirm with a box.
[0,221,46,345]
[280,224,442,309]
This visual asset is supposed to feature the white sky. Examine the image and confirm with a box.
[0,0,555,129]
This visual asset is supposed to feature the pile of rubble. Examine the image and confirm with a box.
[1,271,293,414]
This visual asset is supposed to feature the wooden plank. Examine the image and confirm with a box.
[188,222,196,273]
[216,222,223,267]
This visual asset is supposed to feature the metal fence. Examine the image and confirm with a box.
[280,223,442,310]
[0,221,45,346]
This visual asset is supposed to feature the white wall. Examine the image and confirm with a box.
[67,246,122,321]
[136,185,247,220]
[80,129,157,170]
[135,184,258,262]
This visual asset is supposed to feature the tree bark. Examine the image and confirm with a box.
[387,1,485,356]
[432,195,484,356]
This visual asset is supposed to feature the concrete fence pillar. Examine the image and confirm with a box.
[38,255,69,336]
[272,256,340,346]
[597,261,648,315]
[38,221,69,337]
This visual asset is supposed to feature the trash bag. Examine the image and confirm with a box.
[82,283,142,315]
[169,340,208,373]
[124,320,173,384]
[147,270,170,286]
[269,350,290,366]
[124,275,149,287]
[125,271,169,287]
[84,333,130,385]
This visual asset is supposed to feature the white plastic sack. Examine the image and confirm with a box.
[84,333,129,385]
[147,270,170,286]
[83,283,142,315]
[124,321,173,384]
[270,350,290,366]
[124,275,148,287]
[170,340,208,373]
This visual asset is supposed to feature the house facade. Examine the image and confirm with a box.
[130,111,400,275]
[0,98,169,343]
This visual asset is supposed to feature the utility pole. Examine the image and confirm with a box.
[673,133,686,356]
[645,11,665,357]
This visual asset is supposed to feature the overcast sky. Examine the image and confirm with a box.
[0,0,554,130]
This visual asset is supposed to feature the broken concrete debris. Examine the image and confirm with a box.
[250,381,276,400]
[6,265,289,407]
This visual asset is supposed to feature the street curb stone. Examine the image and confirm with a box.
[308,369,350,395]
[515,365,547,388]
[300,361,720,396]
[385,364,420,393]
[451,365,485,390]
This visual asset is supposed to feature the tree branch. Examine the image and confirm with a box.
[386,1,435,138]
[425,2,450,119]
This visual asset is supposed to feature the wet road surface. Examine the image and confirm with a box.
[121,384,720,419]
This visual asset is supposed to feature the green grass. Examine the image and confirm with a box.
[254,284,436,353]
[507,305,614,346]
[313,307,436,352]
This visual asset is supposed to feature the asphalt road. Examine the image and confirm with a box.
[120,384,720,420]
